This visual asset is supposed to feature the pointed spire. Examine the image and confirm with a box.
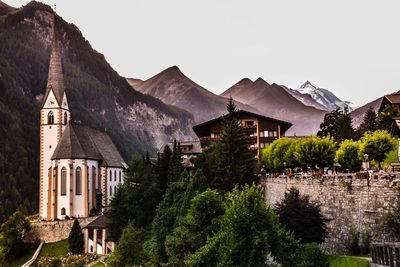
[42,14,65,107]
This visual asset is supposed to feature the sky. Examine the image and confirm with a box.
[5,0,400,106]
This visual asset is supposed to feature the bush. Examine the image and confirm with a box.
[297,243,329,267]
[261,138,298,172]
[274,187,329,244]
[360,130,397,168]
[335,140,362,172]
[346,228,360,255]
[294,136,336,170]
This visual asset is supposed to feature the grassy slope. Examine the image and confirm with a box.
[37,239,69,259]
[327,255,370,267]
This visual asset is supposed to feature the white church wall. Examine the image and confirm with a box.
[106,167,124,201]
[87,160,99,211]
[56,159,71,219]
[72,159,86,218]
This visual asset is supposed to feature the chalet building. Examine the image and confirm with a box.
[379,94,400,112]
[158,141,202,167]
[39,17,126,221]
[192,110,292,159]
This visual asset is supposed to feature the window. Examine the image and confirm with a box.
[114,185,117,194]
[75,167,82,195]
[61,167,67,196]
[119,171,121,183]
[114,170,116,181]
[109,186,112,196]
[245,121,254,126]
[109,170,112,181]
[260,143,265,148]
[48,111,54,124]
[61,208,66,215]
[63,112,68,125]
[260,131,264,137]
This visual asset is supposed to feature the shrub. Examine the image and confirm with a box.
[294,136,336,170]
[360,130,397,169]
[335,140,362,172]
[68,219,84,255]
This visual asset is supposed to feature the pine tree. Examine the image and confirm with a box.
[358,106,377,136]
[159,145,172,192]
[168,140,184,182]
[68,219,84,254]
[203,97,256,193]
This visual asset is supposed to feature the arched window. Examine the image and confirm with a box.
[114,185,117,194]
[61,167,67,196]
[76,167,82,195]
[119,171,121,183]
[109,170,112,181]
[114,170,116,181]
[48,111,54,124]
[63,112,68,125]
[109,186,112,196]
[61,208,66,215]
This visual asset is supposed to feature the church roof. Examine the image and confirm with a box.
[52,122,126,168]
[41,16,66,108]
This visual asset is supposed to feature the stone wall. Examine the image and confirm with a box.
[25,216,97,243]
[263,175,400,254]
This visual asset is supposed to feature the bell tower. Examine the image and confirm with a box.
[39,14,70,220]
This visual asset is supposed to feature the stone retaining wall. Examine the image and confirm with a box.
[263,175,400,254]
[25,216,97,243]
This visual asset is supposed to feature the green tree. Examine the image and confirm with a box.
[168,140,184,182]
[159,145,172,192]
[261,138,298,172]
[200,97,255,193]
[68,219,84,255]
[318,107,355,143]
[108,223,145,267]
[357,106,377,137]
[108,155,162,240]
[0,211,30,260]
[294,136,336,170]
[335,140,362,172]
[360,130,397,168]
[165,189,224,266]
[274,187,329,244]
[147,171,202,266]
[187,184,300,267]
[377,104,400,132]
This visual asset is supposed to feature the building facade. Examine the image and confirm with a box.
[192,110,292,160]
[39,17,126,221]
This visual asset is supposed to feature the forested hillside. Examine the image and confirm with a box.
[0,1,196,223]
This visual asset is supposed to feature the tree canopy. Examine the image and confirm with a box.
[335,140,362,172]
[361,130,397,168]
[318,107,355,143]
[275,187,329,244]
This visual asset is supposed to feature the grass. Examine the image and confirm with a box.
[92,262,107,267]
[37,239,69,259]
[328,255,370,267]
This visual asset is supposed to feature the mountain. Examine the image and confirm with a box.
[283,85,329,111]
[294,81,353,111]
[0,1,196,222]
[221,78,327,136]
[350,97,383,127]
[128,66,260,124]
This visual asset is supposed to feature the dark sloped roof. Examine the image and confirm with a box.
[158,140,202,154]
[42,17,66,108]
[193,109,292,135]
[385,94,400,104]
[52,122,126,168]
[83,215,109,229]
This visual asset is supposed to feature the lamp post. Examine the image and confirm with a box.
[363,154,369,171]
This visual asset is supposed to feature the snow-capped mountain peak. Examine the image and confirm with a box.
[297,81,354,111]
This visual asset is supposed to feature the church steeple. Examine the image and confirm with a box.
[42,15,65,108]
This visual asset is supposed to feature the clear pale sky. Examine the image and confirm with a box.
[5,0,400,106]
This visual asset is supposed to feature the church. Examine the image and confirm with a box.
[39,18,127,221]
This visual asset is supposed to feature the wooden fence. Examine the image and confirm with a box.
[371,242,400,267]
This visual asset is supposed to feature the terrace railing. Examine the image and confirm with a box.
[370,242,400,267]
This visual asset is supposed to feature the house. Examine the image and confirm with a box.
[83,215,115,255]
[39,16,126,221]
[379,94,400,112]
[158,141,202,167]
[192,110,292,160]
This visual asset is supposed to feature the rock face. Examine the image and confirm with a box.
[128,66,260,124]
[221,78,327,136]
[264,176,399,254]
